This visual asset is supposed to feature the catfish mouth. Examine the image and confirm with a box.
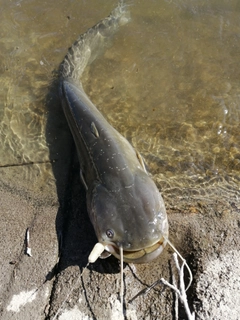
[104,237,167,264]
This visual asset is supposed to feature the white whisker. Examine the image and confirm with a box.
[120,246,124,313]
[164,237,193,291]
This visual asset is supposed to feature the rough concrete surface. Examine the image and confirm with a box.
[0,184,59,320]
[1,159,240,320]
[196,250,240,320]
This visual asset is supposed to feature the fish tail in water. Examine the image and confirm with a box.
[60,1,130,81]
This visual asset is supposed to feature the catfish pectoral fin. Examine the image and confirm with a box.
[80,169,88,190]
[136,149,148,174]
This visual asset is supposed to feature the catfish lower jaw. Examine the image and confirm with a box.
[103,237,167,264]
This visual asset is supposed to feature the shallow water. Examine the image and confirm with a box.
[0,0,239,201]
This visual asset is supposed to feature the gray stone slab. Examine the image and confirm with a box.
[0,184,59,320]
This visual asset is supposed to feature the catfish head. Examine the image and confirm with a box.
[87,168,168,264]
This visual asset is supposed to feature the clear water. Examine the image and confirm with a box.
[0,0,239,202]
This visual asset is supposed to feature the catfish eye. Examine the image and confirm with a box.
[106,229,114,238]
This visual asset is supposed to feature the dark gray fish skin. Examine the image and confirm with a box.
[59,3,168,263]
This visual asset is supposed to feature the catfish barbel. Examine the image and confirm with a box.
[59,2,168,265]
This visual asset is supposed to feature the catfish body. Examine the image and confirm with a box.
[59,3,168,263]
